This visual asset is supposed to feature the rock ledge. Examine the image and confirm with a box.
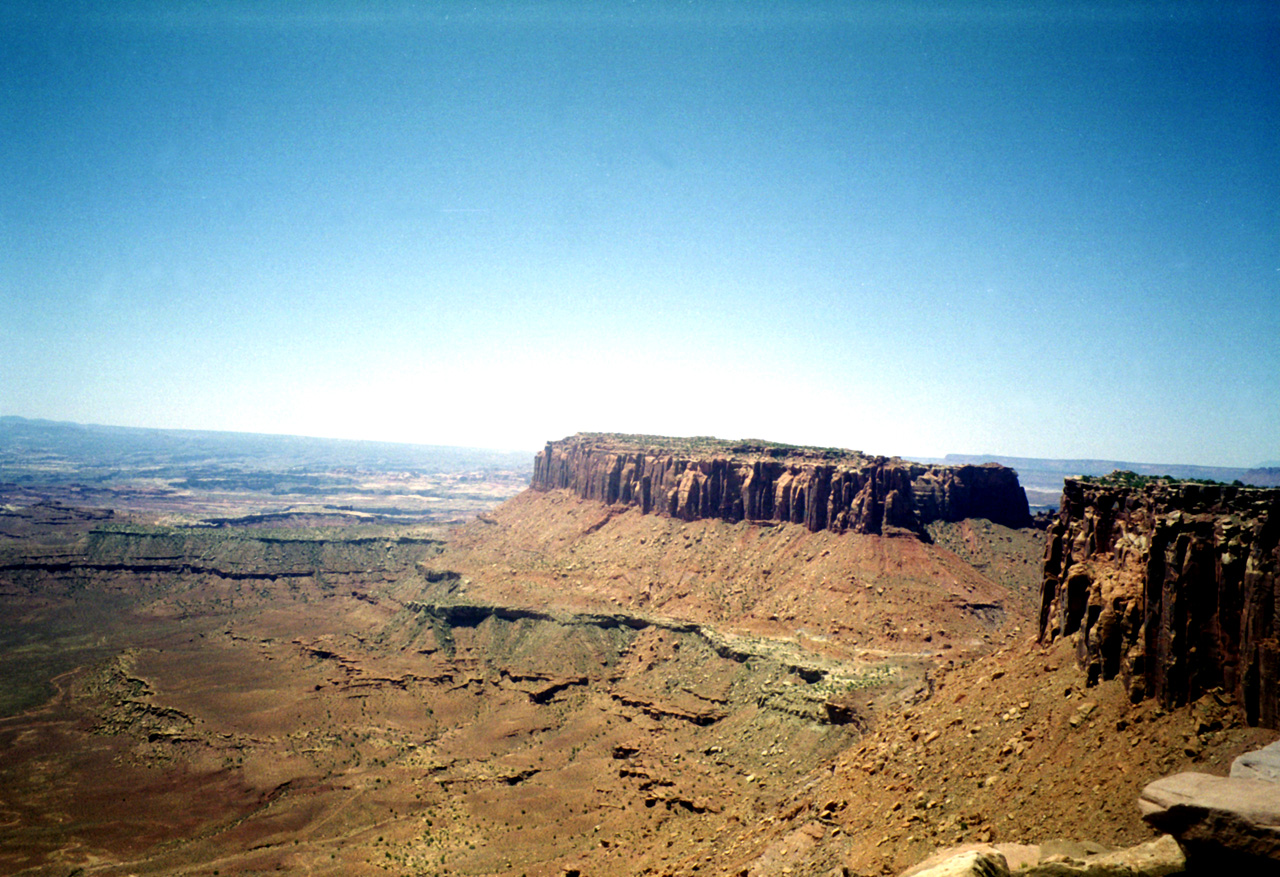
[532,433,1031,540]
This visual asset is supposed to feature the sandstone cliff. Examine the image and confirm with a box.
[1039,475,1280,728]
[531,434,1031,539]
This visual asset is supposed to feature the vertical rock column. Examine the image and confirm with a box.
[1040,479,1280,728]
[532,434,1032,539]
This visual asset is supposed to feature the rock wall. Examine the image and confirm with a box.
[1039,477,1280,728]
[531,434,1031,539]
[1,525,443,585]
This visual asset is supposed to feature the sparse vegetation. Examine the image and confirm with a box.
[5,429,1272,876]
[576,431,865,461]
[1078,469,1230,488]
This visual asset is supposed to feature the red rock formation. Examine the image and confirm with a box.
[530,434,1031,539]
[1039,476,1280,728]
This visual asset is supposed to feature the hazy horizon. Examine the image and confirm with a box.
[4,2,1277,468]
[7,413,1279,475]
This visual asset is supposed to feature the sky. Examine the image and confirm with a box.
[2,1,1277,465]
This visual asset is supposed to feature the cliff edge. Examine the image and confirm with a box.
[531,433,1031,539]
[1039,474,1280,728]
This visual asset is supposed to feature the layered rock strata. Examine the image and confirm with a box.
[531,434,1031,539]
[900,836,1186,877]
[1039,476,1280,727]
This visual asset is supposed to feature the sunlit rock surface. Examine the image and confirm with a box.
[1039,475,1280,727]
[533,433,1031,539]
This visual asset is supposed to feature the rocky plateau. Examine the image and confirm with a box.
[533,434,1031,538]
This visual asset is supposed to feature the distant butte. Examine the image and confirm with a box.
[532,432,1032,539]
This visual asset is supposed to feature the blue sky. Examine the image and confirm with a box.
[3,2,1277,464]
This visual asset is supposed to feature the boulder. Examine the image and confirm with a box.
[1021,834,1184,876]
[900,848,1010,877]
[1140,771,1280,861]
[1083,834,1184,876]
[993,842,1044,871]
[901,836,1184,877]
[1231,740,1280,782]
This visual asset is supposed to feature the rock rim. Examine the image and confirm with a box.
[1039,476,1280,727]
[532,433,1031,540]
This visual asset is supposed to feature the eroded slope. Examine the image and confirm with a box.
[6,484,1263,877]
[432,488,1041,656]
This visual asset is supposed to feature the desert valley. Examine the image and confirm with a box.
[1,421,1277,876]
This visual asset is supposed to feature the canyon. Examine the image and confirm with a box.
[0,430,1276,875]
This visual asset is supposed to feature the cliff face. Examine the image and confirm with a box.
[531,434,1031,539]
[1039,477,1280,728]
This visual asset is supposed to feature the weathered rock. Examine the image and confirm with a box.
[1139,771,1280,861]
[902,837,1183,877]
[1038,476,1280,728]
[993,843,1046,871]
[1023,834,1184,876]
[1231,740,1280,782]
[532,434,1031,540]
[1036,839,1110,860]
[900,848,1010,877]
[1080,834,1185,876]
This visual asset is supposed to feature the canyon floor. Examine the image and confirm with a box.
[1,487,1273,876]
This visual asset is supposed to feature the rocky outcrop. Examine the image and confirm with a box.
[405,597,910,724]
[0,524,446,601]
[902,848,1009,877]
[900,836,1186,877]
[1233,740,1280,782]
[531,434,1031,540]
[1140,770,1280,865]
[1039,476,1280,728]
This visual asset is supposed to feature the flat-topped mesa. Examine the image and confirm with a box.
[1039,474,1280,728]
[531,433,1031,539]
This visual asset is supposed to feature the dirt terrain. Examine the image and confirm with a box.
[1,486,1273,876]
[436,489,1042,649]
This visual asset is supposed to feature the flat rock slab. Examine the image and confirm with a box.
[1024,835,1184,877]
[901,849,1010,877]
[1140,771,1280,860]
[1231,739,1280,782]
[899,837,1184,877]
